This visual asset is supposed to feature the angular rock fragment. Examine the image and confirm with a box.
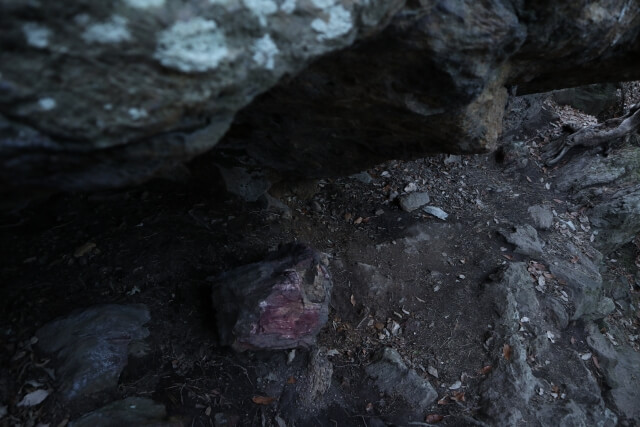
[365,347,437,412]
[36,304,150,399]
[423,206,448,220]
[398,192,430,212]
[211,243,332,351]
[501,224,544,257]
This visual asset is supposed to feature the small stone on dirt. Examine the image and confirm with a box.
[350,172,373,184]
[501,225,545,257]
[423,206,448,220]
[527,205,553,230]
[398,191,430,212]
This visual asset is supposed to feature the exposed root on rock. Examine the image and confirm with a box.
[543,104,640,165]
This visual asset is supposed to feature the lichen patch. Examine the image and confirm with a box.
[154,18,229,73]
[82,16,132,44]
[128,107,148,120]
[280,0,296,14]
[242,0,278,26]
[311,4,352,41]
[22,23,51,49]
[310,0,337,8]
[38,98,57,111]
[252,34,279,70]
[124,0,166,9]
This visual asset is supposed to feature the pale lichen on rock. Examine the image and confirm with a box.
[22,23,51,49]
[311,4,352,41]
[252,34,279,70]
[280,0,296,14]
[242,0,279,26]
[154,18,229,72]
[82,15,132,44]
[123,0,166,9]
[38,98,57,111]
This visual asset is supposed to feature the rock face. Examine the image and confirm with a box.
[211,243,332,351]
[480,264,618,426]
[2,1,640,190]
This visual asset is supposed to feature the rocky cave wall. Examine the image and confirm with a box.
[1,0,640,193]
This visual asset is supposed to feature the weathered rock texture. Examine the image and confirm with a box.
[36,304,150,400]
[480,264,618,426]
[211,243,332,351]
[1,1,640,189]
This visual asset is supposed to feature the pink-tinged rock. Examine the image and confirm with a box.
[211,243,332,351]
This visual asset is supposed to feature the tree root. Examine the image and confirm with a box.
[543,103,640,166]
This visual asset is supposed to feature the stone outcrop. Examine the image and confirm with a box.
[1,1,640,190]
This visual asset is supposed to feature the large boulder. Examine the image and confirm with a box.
[1,1,640,190]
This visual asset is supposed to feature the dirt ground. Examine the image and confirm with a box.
[1,94,640,426]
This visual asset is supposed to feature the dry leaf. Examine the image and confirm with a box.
[287,376,296,384]
[437,396,450,405]
[502,254,514,260]
[592,355,601,370]
[503,343,512,361]
[252,395,276,405]
[425,414,444,423]
[479,365,492,375]
[354,217,363,225]
[452,391,466,402]
[570,255,579,264]
[17,389,49,407]
[531,262,546,271]
[526,176,532,183]
[553,199,564,204]
[74,242,96,258]
[350,294,356,306]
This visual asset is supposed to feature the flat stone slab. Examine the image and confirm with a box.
[211,243,332,351]
[36,304,150,399]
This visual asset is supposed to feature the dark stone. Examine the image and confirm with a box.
[69,397,178,427]
[211,243,332,351]
[501,224,544,258]
[365,347,437,412]
[36,304,150,400]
